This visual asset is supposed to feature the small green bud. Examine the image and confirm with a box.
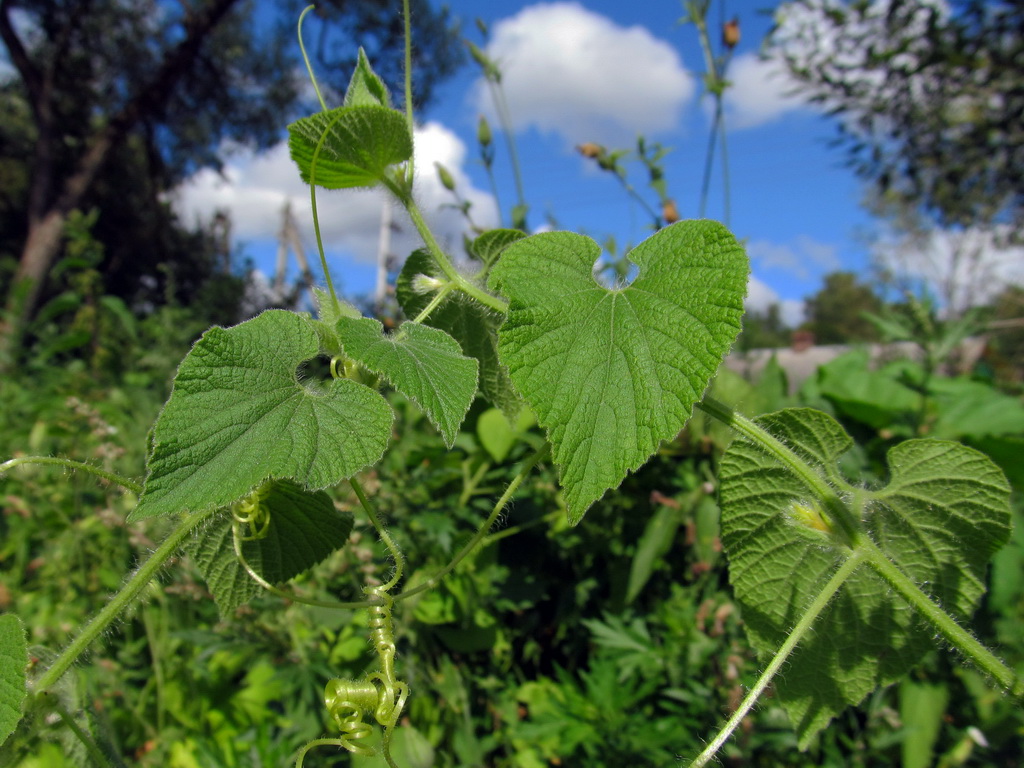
[477,115,492,148]
[412,274,445,294]
[434,162,456,192]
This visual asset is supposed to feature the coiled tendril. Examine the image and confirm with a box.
[295,586,409,768]
[231,488,271,541]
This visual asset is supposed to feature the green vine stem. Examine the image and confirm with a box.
[32,508,217,694]
[688,552,864,767]
[696,396,862,545]
[397,443,549,602]
[293,737,353,768]
[392,189,509,315]
[0,456,142,495]
[861,539,1023,697]
[298,5,327,112]
[50,699,109,767]
[231,522,375,610]
[351,476,405,592]
[411,282,455,325]
[696,395,1023,696]
[402,0,415,184]
[308,128,341,307]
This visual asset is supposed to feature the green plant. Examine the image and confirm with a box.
[1,4,1020,767]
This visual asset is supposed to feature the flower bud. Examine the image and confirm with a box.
[477,115,492,148]
[434,162,456,192]
[722,17,740,49]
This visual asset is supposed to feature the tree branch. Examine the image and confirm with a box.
[52,0,242,214]
[0,0,42,99]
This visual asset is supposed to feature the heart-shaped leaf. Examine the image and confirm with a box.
[337,316,478,446]
[131,310,392,521]
[188,480,353,615]
[288,105,411,189]
[488,220,747,521]
[719,407,1011,746]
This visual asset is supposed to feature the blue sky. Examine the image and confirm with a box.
[175,0,886,324]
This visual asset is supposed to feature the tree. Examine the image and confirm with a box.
[988,284,1024,383]
[803,271,883,345]
[768,0,1024,236]
[0,0,461,353]
[737,303,790,350]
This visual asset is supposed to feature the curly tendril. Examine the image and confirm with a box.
[231,488,271,541]
[294,586,409,768]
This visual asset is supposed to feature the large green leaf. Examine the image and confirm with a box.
[397,249,521,423]
[719,407,1011,746]
[288,105,411,189]
[488,220,747,521]
[132,310,392,521]
[815,351,920,428]
[188,480,353,615]
[0,613,27,747]
[337,316,478,447]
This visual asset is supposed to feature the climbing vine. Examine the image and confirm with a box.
[0,3,1019,767]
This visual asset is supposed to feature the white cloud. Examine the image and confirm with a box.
[169,122,498,274]
[724,53,810,129]
[474,2,695,146]
[747,235,841,281]
[746,275,804,327]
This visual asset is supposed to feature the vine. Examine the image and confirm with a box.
[0,3,1018,766]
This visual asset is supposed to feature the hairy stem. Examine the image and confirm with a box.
[351,476,405,591]
[395,191,509,315]
[0,455,142,495]
[696,396,862,545]
[862,540,1023,697]
[689,553,863,767]
[33,508,216,693]
[51,700,109,767]
[411,282,454,325]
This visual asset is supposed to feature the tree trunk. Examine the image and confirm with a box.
[0,0,240,359]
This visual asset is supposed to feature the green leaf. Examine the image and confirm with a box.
[815,351,920,428]
[314,286,361,326]
[719,407,1011,746]
[626,501,684,604]
[132,310,392,521]
[0,613,27,747]
[929,377,1024,440]
[489,220,747,522]
[288,105,412,189]
[397,249,521,423]
[344,48,391,108]
[899,679,949,768]
[476,406,535,463]
[337,317,478,447]
[187,480,353,615]
[470,228,527,270]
